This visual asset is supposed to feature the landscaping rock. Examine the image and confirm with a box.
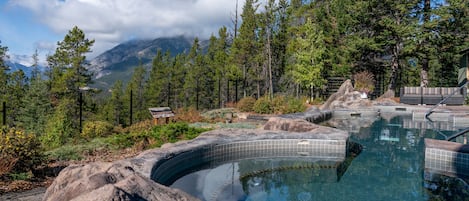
[321,79,372,110]
[263,117,319,132]
[42,162,198,201]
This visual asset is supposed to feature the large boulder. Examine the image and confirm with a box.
[43,162,198,201]
[320,79,372,110]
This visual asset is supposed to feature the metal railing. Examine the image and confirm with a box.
[424,81,469,142]
[425,82,467,119]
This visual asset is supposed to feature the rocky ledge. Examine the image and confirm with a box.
[43,117,349,201]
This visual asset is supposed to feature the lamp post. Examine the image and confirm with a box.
[79,86,91,133]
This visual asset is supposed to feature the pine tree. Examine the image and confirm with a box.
[289,18,327,101]
[19,71,51,135]
[206,35,221,107]
[46,26,94,132]
[125,65,148,125]
[7,70,28,126]
[347,0,418,97]
[171,54,187,109]
[107,80,125,126]
[184,38,205,109]
[231,0,259,98]
[271,0,289,94]
[0,42,8,125]
[432,0,469,86]
[210,27,231,107]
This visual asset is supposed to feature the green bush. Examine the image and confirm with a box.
[104,133,135,149]
[237,97,256,112]
[9,172,32,180]
[42,98,76,149]
[130,122,210,148]
[149,123,210,146]
[272,95,287,114]
[46,137,115,161]
[45,145,82,161]
[253,96,273,114]
[284,97,307,114]
[0,127,43,174]
[81,121,114,140]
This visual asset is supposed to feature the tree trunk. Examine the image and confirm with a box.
[420,0,431,87]
[420,59,429,87]
[382,52,400,98]
[218,78,221,108]
[226,80,230,103]
[267,24,273,99]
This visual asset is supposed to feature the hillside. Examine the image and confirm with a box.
[88,36,194,89]
[5,60,45,77]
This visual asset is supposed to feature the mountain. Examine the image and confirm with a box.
[88,36,195,89]
[5,60,45,77]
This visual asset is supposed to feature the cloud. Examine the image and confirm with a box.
[8,54,33,66]
[9,0,244,58]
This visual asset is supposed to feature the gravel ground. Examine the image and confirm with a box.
[0,187,46,201]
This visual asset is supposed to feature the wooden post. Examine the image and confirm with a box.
[130,90,133,125]
[79,92,83,133]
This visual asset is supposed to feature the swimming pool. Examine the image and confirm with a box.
[167,115,468,201]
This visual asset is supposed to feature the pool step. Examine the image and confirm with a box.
[424,138,469,179]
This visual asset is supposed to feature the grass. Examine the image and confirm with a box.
[189,122,259,129]
[45,122,212,161]
[8,172,32,181]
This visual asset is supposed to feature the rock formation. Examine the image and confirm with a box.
[263,117,319,132]
[320,79,372,110]
[43,162,198,201]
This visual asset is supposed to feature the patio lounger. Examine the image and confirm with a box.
[441,87,466,105]
[400,87,422,105]
[422,87,442,105]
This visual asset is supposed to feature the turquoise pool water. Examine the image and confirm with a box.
[170,116,467,201]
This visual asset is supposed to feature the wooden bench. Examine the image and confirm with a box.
[148,107,175,124]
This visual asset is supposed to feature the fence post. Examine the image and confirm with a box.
[130,89,133,125]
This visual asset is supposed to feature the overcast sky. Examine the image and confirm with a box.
[0,0,245,65]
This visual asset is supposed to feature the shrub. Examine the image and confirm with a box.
[173,107,204,123]
[201,108,236,122]
[81,121,114,140]
[237,97,256,112]
[9,172,32,180]
[126,120,154,133]
[271,95,287,114]
[284,97,307,114]
[0,127,43,175]
[253,96,273,114]
[42,98,76,149]
[46,138,112,161]
[353,71,375,94]
[130,122,211,148]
